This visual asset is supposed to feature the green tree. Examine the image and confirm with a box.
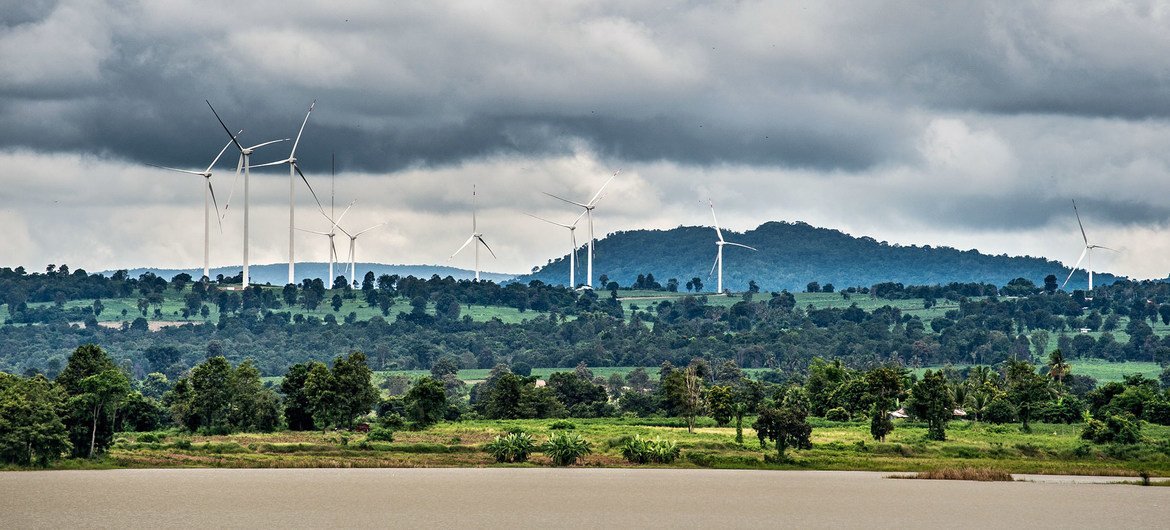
[707,385,735,427]
[76,369,131,457]
[281,363,319,431]
[303,362,338,430]
[864,366,904,442]
[0,374,71,466]
[189,356,235,433]
[57,344,121,457]
[1047,349,1070,389]
[909,370,952,441]
[404,376,448,429]
[331,352,379,427]
[752,387,812,460]
[1005,360,1052,432]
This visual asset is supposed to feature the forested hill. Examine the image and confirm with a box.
[518,221,1122,292]
[105,263,516,286]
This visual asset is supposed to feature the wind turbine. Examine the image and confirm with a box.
[296,199,355,287]
[1061,199,1117,293]
[542,169,620,288]
[206,100,289,287]
[146,130,240,280]
[708,199,758,294]
[251,100,326,285]
[339,221,388,287]
[524,211,586,287]
[450,186,496,281]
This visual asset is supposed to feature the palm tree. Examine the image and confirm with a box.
[1047,349,1070,389]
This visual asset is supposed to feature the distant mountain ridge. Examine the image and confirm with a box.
[102,263,517,285]
[517,221,1122,292]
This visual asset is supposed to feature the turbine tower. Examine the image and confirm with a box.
[146,130,239,280]
[450,186,496,281]
[1061,199,1117,293]
[542,169,620,288]
[340,221,387,287]
[297,199,355,287]
[252,100,323,285]
[525,211,586,287]
[206,100,288,287]
[708,199,758,294]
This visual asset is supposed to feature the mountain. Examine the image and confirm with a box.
[516,221,1121,292]
[104,263,517,285]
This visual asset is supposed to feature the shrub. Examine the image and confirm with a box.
[620,435,681,464]
[1144,400,1170,426]
[377,413,405,430]
[548,420,577,430]
[908,467,1013,481]
[1081,414,1141,444]
[824,407,850,422]
[542,433,592,466]
[983,397,1017,424]
[484,432,536,463]
[367,427,395,442]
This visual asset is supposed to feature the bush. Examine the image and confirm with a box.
[377,413,405,430]
[485,432,536,463]
[1035,397,1085,424]
[542,433,592,466]
[1081,414,1141,445]
[548,420,577,430]
[367,427,395,442]
[824,407,850,422]
[621,435,680,464]
[1143,400,1170,426]
[983,397,1017,424]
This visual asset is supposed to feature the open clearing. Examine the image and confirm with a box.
[2,468,1165,528]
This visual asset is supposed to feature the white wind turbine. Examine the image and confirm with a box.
[708,199,758,294]
[296,199,355,287]
[146,130,240,280]
[524,211,586,287]
[206,100,289,287]
[450,186,496,281]
[543,169,620,288]
[339,221,388,287]
[1061,199,1117,293]
[251,100,326,285]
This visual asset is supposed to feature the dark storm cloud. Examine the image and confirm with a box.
[6,1,1169,175]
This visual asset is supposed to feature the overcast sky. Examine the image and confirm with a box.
[4,1,1170,279]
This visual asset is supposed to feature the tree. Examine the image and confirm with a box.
[57,344,120,457]
[1043,274,1058,294]
[864,366,903,442]
[331,294,343,312]
[0,374,71,466]
[189,356,235,433]
[1047,349,1070,389]
[303,362,338,430]
[76,369,130,457]
[753,387,812,460]
[331,352,379,427]
[806,281,820,293]
[908,370,952,441]
[690,277,703,292]
[707,385,735,427]
[404,376,447,428]
[1005,360,1051,432]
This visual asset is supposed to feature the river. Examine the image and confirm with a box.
[1,468,1164,528]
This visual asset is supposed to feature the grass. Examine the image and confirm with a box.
[918,360,1162,384]
[87,417,1170,475]
[895,467,1014,481]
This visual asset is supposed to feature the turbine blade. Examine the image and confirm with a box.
[1092,245,1119,252]
[356,222,386,236]
[709,254,719,279]
[1072,199,1088,245]
[587,169,620,206]
[542,191,589,209]
[477,236,497,258]
[294,164,328,217]
[450,235,476,258]
[145,163,203,175]
[724,242,758,251]
[1061,247,1090,290]
[207,179,223,232]
[524,212,571,228]
[204,130,242,173]
[206,100,245,152]
[249,159,290,169]
[332,200,357,229]
[247,138,290,150]
[709,199,724,241]
[221,154,244,219]
[295,228,331,236]
[290,99,315,158]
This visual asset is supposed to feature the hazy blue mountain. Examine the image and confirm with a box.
[104,263,517,285]
[516,221,1121,292]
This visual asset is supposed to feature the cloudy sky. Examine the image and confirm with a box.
[3,1,1170,279]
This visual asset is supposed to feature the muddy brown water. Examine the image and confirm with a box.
[1,468,1165,528]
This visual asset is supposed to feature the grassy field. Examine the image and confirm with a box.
[917,360,1163,383]
[89,417,1170,475]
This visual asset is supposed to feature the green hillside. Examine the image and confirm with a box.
[519,221,1121,292]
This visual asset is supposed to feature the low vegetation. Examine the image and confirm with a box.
[900,467,1014,482]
